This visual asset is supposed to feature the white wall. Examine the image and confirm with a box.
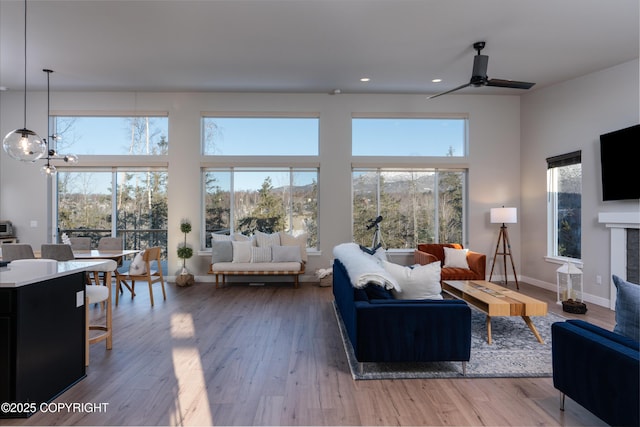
[1,90,522,281]
[520,59,640,306]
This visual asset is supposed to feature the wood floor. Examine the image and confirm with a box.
[6,279,614,426]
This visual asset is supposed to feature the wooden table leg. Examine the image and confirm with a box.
[522,316,545,344]
[486,315,492,345]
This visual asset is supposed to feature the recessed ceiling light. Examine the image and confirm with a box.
[360,77,370,82]
[432,78,442,83]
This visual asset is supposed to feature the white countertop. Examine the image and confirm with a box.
[0,260,110,288]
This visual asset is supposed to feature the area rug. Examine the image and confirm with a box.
[333,301,566,379]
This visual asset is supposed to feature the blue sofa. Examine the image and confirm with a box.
[552,319,639,427]
[332,258,472,369]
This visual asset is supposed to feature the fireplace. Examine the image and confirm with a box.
[598,212,640,309]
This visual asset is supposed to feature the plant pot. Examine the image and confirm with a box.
[176,271,194,287]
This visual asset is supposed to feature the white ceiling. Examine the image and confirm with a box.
[0,0,638,96]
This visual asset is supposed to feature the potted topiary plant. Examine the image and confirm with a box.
[176,219,195,287]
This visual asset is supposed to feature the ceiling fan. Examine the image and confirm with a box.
[428,41,535,99]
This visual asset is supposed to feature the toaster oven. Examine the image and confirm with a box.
[0,221,14,237]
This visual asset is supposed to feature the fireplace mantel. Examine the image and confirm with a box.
[598,211,640,309]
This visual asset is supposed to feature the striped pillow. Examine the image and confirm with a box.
[251,247,272,263]
[255,231,281,248]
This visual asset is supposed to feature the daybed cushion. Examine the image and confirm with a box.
[255,231,281,247]
[211,262,302,272]
[280,232,308,262]
[232,241,253,263]
[212,241,233,263]
[251,246,272,263]
[272,245,302,262]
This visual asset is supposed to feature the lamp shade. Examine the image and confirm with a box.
[490,207,517,224]
[3,128,46,162]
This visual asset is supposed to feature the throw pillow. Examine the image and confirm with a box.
[211,233,233,242]
[233,233,252,242]
[443,247,469,269]
[255,230,281,248]
[251,246,272,263]
[272,245,302,263]
[231,241,252,263]
[211,241,233,263]
[279,232,308,262]
[613,275,640,340]
[382,260,443,300]
[129,251,147,275]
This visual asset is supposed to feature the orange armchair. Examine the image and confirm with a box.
[414,243,486,282]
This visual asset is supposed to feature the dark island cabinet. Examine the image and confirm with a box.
[0,272,86,418]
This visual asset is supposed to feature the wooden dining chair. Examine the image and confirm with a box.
[115,247,166,307]
[1,244,35,261]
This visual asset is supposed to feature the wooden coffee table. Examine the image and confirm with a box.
[442,280,548,344]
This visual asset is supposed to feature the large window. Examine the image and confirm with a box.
[203,168,318,248]
[52,114,169,253]
[547,151,582,260]
[52,116,168,155]
[352,117,467,156]
[353,169,466,249]
[202,116,319,156]
[57,169,168,252]
[352,116,468,249]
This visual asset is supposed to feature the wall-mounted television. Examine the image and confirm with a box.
[599,124,640,201]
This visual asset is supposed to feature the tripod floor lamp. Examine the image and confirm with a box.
[489,207,519,289]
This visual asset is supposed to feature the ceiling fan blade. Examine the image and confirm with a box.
[486,78,535,90]
[428,82,472,99]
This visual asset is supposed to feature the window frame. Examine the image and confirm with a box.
[351,167,468,251]
[201,166,319,250]
[546,150,582,264]
[201,112,320,157]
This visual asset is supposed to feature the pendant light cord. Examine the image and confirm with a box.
[22,0,28,128]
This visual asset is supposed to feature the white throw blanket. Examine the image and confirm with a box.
[333,243,401,291]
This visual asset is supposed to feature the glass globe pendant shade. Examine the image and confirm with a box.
[3,128,46,162]
[40,162,56,176]
[63,154,79,164]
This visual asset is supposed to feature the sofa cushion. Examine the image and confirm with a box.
[279,232,308,262]
[211,261,302,272]
[211,233,233,242]
[443,247,469,269]
[211,240,233,263]
[613,275,640,340]
[382,260,443,300]
[232,241,252,263]
[272,245,302,262]
[255,231,281,248]
[251,246,272,263]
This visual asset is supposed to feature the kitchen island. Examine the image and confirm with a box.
[0,259,109,418]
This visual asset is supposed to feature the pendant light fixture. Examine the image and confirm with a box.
[40,69,78,176]
[2,0,46,162]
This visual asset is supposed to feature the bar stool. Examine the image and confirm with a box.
[85,259,117,366]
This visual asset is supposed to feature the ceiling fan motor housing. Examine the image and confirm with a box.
[471,54,489,86]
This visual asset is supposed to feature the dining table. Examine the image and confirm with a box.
[73,249,140,295]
